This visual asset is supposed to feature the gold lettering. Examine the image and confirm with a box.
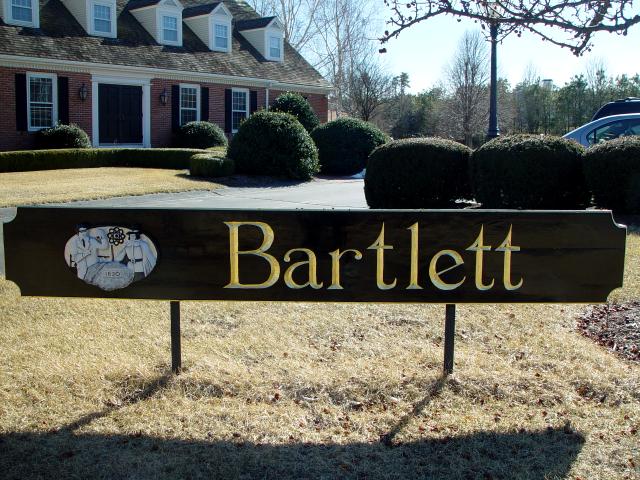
[283,248,323,289]
[224,221,280,289]
[495,225,523,290]
[407,222,422,290]
[328,249,363,290]
[465,225,494,291]
[429,249,465,290]
[367,223,397,290]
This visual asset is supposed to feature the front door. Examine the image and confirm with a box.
[98,84,143,145]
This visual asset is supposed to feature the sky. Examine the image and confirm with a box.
[375,14,640,94]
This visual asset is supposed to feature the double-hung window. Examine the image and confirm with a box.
[10,0,33,24]
[93,3,112,34]
[162,15,178,43]
[27,73,57,131]
[232,89,248,133]
[214,23,228,50]
[269,36,281,59]
[180,85,199,125]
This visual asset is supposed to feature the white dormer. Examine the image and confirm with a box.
[236,16,284,62]
[129,0,184,47]
[61,0,117,38]
[1,0,40,28]
[183,2,232,53]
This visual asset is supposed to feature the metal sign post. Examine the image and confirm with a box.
[170,301,181,374]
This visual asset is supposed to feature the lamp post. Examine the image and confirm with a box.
[486,3,500,141]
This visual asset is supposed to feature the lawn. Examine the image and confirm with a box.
[0,167,221,207]
[0,220,638,479]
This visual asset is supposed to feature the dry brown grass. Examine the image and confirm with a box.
[0,167,220,207]
[0,236,638,478]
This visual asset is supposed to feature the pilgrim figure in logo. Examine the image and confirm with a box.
[69,225,109,280]
[115,230,157,281]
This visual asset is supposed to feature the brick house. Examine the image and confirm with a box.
[0,0,330,151]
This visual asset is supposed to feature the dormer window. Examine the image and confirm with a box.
[183,2,232,53]
[162,14,178,42]
[3,0,39,27]
[214,22,228,50]
[236,16,284,62]
[89,0,116,37]
[129,0,183,47]
[268,35,281,60]
[92,3,113,35]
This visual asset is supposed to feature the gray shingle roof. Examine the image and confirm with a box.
[182,2,222,18]
[235,16,275,31]
[0,0,330,89]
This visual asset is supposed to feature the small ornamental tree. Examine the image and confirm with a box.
[583,136,640,213]
[365,137,472,208]
[36,124,91,149]
[270,92,320,132]
[471,134,589,209]
[175,121,227,149]
[227,111,319,180]
[311,118,388,175]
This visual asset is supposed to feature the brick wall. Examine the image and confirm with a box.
[0,66,92,151]
[0,65,329,151]
[151,80,268,147]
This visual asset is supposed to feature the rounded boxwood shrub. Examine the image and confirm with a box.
[583,136,640,213]
[270,92,319,132]
[227,111,319,180]
[471,134,589,209]
[365,137,472,208]
[189,153,234,178]
[311,118,388,176]
[175,121,228,149]
[36,123,91,149]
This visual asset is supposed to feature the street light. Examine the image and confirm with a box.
[486,2,500,141]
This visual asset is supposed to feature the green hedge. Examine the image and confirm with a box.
[311,118,388,175]
[227,111,319,180]
[365,137,472,208]
[471,134,589,209]
[189,153,235,177]
[583,136,640,213]
[0,148,206,172]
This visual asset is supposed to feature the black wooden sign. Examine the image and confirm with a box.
[4,207,626,303]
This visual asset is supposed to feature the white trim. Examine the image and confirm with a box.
[266,34,282,62]
[231,87,249,133]
[91,75,151,148]
[5,0,40,28]
[0,53,333,94]
[26,72,58,132]
[88,0,117,38]
[179,83,200,125]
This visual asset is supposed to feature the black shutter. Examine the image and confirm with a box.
[200,87,209,122]
[250,90,258,114]
[58,77,69,125]
[171,84,180,131]
[224,88,232,133]
[15,73,27,131]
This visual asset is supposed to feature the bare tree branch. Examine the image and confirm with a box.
[381,0,640,55]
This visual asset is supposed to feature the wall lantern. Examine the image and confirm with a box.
[159,88,168,106]
[78,83,88,102]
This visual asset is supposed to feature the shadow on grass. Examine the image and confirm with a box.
[0,372,585,480]
[0,427,585,479]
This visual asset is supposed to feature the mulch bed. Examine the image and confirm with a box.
[578,302,640,362]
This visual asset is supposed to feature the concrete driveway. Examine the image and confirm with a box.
[0,177,367,275]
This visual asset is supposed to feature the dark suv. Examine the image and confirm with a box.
[591,97,640,121]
